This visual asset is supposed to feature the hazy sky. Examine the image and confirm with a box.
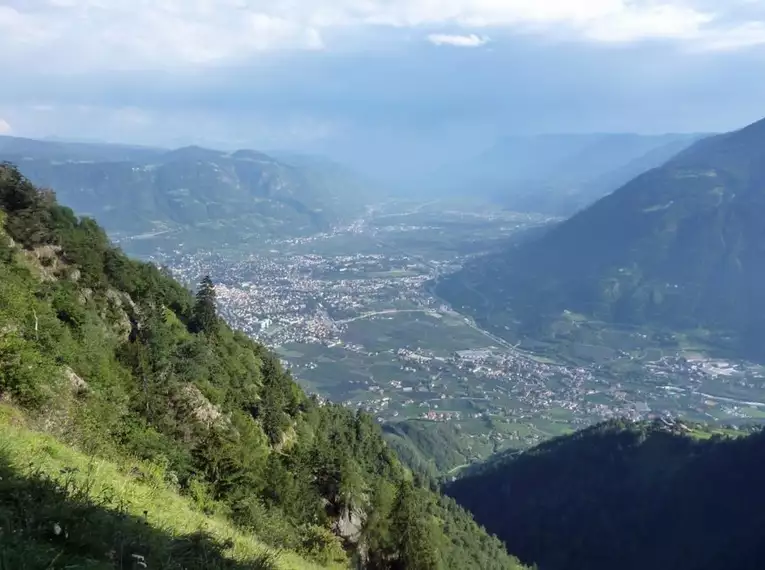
[1,0,764,174]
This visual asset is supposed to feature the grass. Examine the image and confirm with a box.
[686,425,746,440]
[0,405,337,570]
[739,406,765,419]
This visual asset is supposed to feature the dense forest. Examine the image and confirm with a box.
[382,420,479,484]
[447,419,765,570]
[0,163,524,570]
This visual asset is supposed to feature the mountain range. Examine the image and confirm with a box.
[425,133,704,215]
[436,117,765,359]
[4,116,765,568]
[0,136,374,248]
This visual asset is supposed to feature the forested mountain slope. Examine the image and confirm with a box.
[0,163,522,570]
[0,137,371,247]
[382,420,479,483]
[437,116,765,359]
[447,420,765,570]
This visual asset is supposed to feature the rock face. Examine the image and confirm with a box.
[23,244,64,281]
[175,384,224,428]
[20,244,80,283]
[64,367,89,395]
[334,506,364,544]
[103,288,137,341]
[31,244,61,260]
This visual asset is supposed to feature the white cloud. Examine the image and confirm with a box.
[694,21,765,51]
[582,4,715,43]
[0,118,12,134]
[0,1,764,70]
[0,1,324,70]
[427,33,490,47]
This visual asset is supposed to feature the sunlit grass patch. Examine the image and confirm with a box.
[0,407,335,570]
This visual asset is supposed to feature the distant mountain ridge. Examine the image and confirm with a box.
[0,136,373,247]
[0,134,162,162]
[427,132,705,215]
[436,117,765,358]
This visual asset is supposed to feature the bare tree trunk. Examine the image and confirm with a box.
[143,372,150,418]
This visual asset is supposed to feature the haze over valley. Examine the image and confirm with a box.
[4,127,765,469]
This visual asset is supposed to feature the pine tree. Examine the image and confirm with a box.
[137,301,174,419]
[193,275,218,336]
[389,480,441,570]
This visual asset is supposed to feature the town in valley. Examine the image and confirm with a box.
[135,202,765,459]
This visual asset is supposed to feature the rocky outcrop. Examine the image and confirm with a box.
[31,244,62,261]
[64,367,89,396]
[103,288,137,341]
[333,506,365,544]
[22,244,64,281]
[175,384,225,429]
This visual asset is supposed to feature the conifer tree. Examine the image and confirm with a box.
[193,275,218,336]
[390,480,441,570]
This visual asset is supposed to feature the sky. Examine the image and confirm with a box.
[1,0,765,178]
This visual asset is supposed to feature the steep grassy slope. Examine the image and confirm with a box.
[0,163,524,570]
[0,406,326,570]
[437,117,765,358]
[447,420,765,570]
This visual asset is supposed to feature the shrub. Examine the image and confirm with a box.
[0,333,60,407]
[300,524,349,566]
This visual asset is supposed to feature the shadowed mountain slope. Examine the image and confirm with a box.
[437,117,765,358]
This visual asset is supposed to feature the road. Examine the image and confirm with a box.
[336,309,440,324]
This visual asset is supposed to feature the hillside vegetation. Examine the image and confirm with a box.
[447,419,765,570]
[382,420,482,484]
[0,406,324,570]
[437,116,765,359]
[0,163,523,570]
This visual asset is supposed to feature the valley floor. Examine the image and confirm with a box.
[143,202,765,470]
